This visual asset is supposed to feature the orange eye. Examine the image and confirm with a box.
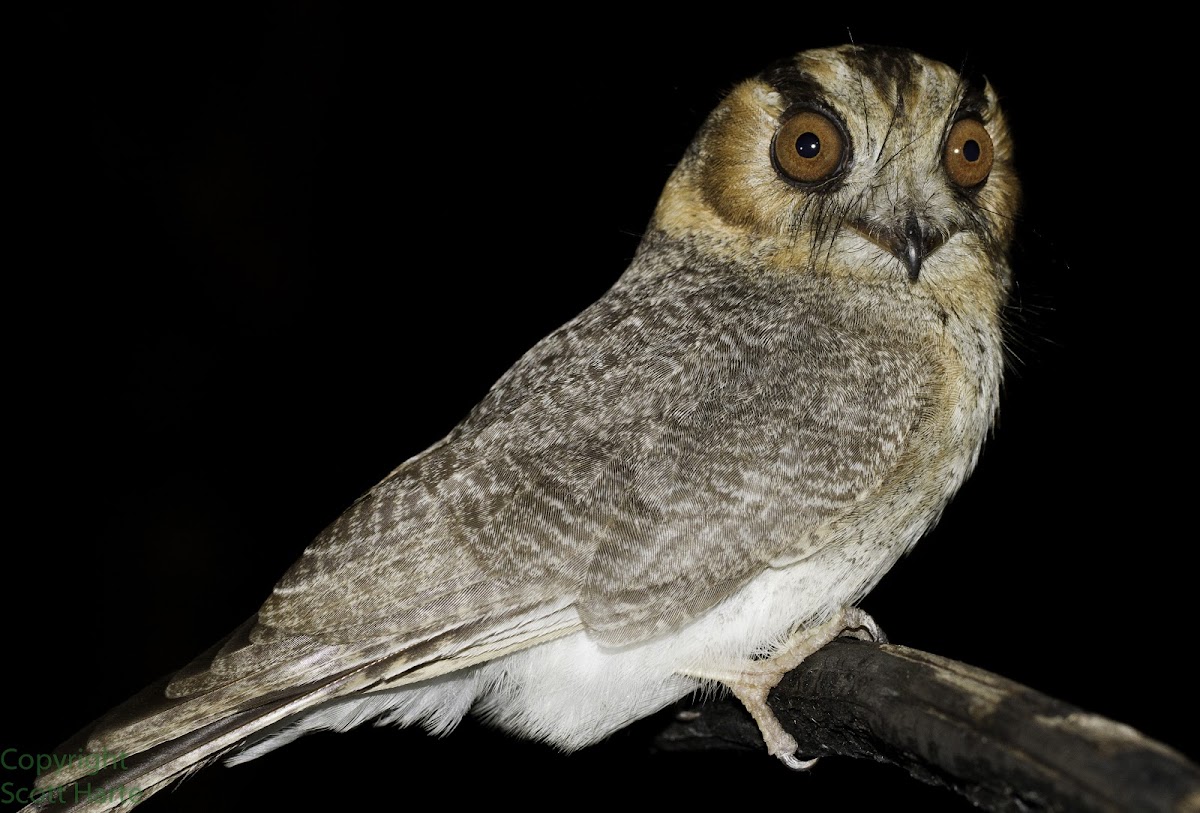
[772,111,846,184]
[944,118,994,187]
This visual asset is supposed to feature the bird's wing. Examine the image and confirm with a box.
[259,258,936,652]
[36,254,934,804]
[564,266,936,645]
[575,309,934,644]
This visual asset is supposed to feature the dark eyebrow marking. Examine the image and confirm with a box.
[761,58,829,108]
[841,45,918,102]
[955,84,991,121]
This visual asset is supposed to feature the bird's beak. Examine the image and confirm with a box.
[850,214,950,281]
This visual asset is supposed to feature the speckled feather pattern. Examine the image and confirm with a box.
[261,242,934,646]
[29,45,1018,810]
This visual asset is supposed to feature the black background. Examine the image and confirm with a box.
[6,6,1194,811]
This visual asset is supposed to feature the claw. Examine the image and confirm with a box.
[681,607,883,768]
[841,607,887,644]
[779,752,820,771]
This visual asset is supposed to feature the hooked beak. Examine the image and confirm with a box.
[850,213,951,281]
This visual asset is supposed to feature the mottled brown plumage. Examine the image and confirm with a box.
[27,44,1018,811]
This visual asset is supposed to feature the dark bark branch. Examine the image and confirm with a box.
[655,639,1200,812]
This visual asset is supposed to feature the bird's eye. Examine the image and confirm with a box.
[943,119,994,187]
[772,111,846,185]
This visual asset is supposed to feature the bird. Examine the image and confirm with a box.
[24,43,1018,811]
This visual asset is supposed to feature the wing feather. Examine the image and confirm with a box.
[260,250,935,649]
[35,244,936,809]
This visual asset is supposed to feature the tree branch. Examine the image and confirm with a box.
[655,639,1200,812]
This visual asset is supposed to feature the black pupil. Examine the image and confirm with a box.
[962,139,981,162]
[795,132,821,159]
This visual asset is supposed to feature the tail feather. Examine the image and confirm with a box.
[21,661,388,813]
[19,603,575,811]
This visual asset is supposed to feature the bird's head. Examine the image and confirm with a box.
[651,44,1019,313]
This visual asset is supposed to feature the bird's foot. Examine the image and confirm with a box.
[683,606,885,769]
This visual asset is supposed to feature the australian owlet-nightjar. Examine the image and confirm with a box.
[26,44,1018,811]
